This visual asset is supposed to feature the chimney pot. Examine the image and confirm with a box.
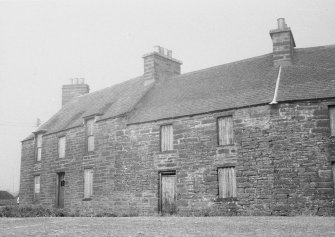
[167,50,172,58]
[277,18,287,30]
[154,45,160,53]
[159,46,164,55]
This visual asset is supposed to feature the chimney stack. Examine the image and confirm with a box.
[62,78,89,106]
[269,18,296,67]
[143,46,182,84]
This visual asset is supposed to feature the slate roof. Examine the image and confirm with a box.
[129,45,335,124]
[0,191,14,200]
[24,44,335,140]
[24,76,153,140]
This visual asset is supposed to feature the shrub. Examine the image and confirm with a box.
[0,205,69,217]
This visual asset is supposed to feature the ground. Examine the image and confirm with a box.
[0,216,334,236]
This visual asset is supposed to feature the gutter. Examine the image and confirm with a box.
[270,66,282,105]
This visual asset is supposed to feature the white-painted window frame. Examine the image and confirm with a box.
[329,106,335,136]
[58,136,66,158]
[36,134,43,161]
[34,175,40,194]
[86,118,95,152]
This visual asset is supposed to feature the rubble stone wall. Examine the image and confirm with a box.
[20,100,335,215]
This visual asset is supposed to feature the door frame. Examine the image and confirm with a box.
[158,170,176,214]
[55,172,65,208]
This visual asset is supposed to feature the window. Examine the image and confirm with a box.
[332,162,335,191]
[218,167,236,198]
[161,125,173,151]
[36,134,43,161]
[58,136,66,158]
[86,119,95,152]
[329,106,335,136]
[34,175,40,194]
[218,116,234,145]
[84,168,93,198]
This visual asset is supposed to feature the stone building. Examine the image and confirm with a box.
[20,19,335,216]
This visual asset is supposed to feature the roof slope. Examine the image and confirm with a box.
[0,191,14,200]
[129,54,278,123]
[24,76,152,139]
[129,45,335,124]
[277,45,335,102]
[24,44,335,139]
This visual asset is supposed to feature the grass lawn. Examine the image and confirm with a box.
[1,216,334,237]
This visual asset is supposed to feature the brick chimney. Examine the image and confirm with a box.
[62,78,89,106]
[143,46,182,84]
[269,18,296,67]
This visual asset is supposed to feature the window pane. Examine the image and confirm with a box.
[37,148,42,161]
[329,107,335,136]
[34,176,40,194]
[58,137,66,158]
[37,134,42,147]
[87,119,94,136]
[84,169,93,198]
[88,136,94,152]
[161,125,173,151]
[218,116,233,145]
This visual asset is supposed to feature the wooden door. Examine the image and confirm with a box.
[57,173,65,208]
[160,173,176,214]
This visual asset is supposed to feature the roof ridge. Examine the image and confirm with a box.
[170,53,272,80]
[295,44,335,51]
[282,64,335,70]
[77,76,144,99]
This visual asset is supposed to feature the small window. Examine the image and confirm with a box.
[86,119,95,152]
[34,175,40,194]
[218,116,234,145]
[329,106,335,136]
[36,134,43,161]
[218,167,236,198]
[84,168,93,198]
[58,136,66,158]
[161,125,173,151]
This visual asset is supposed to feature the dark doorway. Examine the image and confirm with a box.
[56,172,65,208]
[160,171,176,214]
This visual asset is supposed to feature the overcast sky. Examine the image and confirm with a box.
[0,0,335,194]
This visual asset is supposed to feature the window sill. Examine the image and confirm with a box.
[85,151,95,155]
[217,144,235,147]
[82,198,92,201]
[159,150,176,154]
[215,197,237,202]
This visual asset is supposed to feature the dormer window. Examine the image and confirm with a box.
[35,134,43,161]
[86,118,95,152]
